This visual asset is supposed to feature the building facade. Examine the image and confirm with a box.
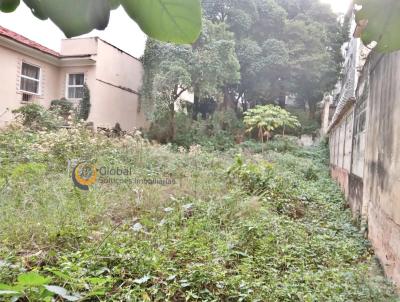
[324,18,400,286]
[0,26,147,130]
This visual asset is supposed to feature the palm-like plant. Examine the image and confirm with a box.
[244,105,301,152]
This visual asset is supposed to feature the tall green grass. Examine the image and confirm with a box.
[0,125,398,301]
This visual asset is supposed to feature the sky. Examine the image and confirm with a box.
[320,0,352,13]
[0,0,352,58]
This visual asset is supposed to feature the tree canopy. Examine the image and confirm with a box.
[142,0,347,123]
[141,19,241,140]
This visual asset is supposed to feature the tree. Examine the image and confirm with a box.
[141,20,240,141]
[78,84,91,121]
[282,1,347,118]
[244,104,300,152]
[202,0,346,118]
[0,0,202,44]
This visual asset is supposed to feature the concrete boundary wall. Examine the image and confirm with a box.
[328,51,400,286]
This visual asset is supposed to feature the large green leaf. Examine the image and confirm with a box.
[17,272,51,286]
[23,0,111,38]
[121,0,202,44]
[19,0,201,44]
[0,0,19,12]
[355,0,400,52]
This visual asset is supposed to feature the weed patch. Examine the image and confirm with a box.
[0,125,398,301]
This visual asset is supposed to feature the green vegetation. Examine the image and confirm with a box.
[78,84,91,121]
[355,0,400,52]
[1,0,202,44]
[141,0,348,145]
[0,121,398,301]
[50,99,74,120]
[244,105,300,152]
[141,20,240,142]
[12,103,59,130]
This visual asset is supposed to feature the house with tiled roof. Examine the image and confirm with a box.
[0,26,147,130]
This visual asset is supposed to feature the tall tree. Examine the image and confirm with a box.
[202,0,346,117]
[141,19,240,141]
[283,1,347,117]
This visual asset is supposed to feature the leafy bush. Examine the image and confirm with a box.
[286,108,321,136]
[173,110,243,150]
[244,105,301,152]
[12,103,58,130]
[50,98,74,118]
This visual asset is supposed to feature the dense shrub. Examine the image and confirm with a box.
[286,108,321,136]
[50,98,74,119]
[173,109,243,150]
[12,103,58,130]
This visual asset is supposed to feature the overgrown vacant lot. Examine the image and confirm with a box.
[0,124,398,301]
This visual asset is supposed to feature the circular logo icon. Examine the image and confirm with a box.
[72,162,97,190]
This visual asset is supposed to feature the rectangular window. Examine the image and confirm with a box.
[20,62,40,94]
[67,73,85,99]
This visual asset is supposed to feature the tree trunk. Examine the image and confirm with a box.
[192,86,200,120]
[169,102,176,142]
[222,86,237,112]
[308,101,317,119]
[278,94,286,108]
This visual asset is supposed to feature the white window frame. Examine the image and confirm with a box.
[66,73,85,100]
[19,62,41,95]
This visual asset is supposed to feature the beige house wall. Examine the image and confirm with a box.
[91,81,146,130]
[61,37,98,56]
[0,33,147,130]
[91,39,146,130]
[0,44,60,126]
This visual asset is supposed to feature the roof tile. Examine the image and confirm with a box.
[0,26,60,57]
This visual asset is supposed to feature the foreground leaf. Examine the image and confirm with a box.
[121,0,202,43]
[355,0,400,52]
[17,272,51,286]
[24,0,111,37]
[22,0,201,43]
[0,0,19,12]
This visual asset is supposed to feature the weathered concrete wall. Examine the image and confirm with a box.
[348,173,363,219]
[329,109,354,199]
[363,51,400,285]
[331,166,349,197]
[329,50,400,286]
